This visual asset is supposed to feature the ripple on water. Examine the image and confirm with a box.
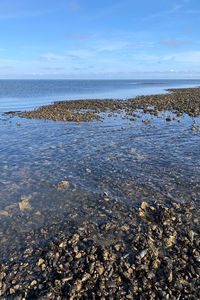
[0,113,200,259]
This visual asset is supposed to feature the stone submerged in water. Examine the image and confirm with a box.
[18,195,32,211]
[0,199,199,299]
[57,180,70,189]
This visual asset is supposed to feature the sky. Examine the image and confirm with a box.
[0,0,200,79]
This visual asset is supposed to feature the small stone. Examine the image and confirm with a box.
[59,242,65,248]
[192,124,200,131]
[164,232,177,248]
[9,288,15,294]
[76,280,82,292]
[75,252,82,259]
[166,117,172,121]
[82,273,90,282]
[57,180,69,189]
[0,210,9,217]
[141,201,149,210]
[97,266,104,275]
[30,280,37,286]
[168,271,173,282]
[19,195,32,211]
[121,224,130,232]
[127,268,133,274]
[142,119,150,124]
[35,211,41,216]
[188,230,195,242]
[104,197,110,202]
[152,259,160,269]
[114,244,121,251]
[152,224,157,231]
[37,258,45,267]
[138,249,148,259]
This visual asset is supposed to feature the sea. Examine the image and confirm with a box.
[0,79,200,112]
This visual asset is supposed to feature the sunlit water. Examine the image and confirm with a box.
[0,79,200,112]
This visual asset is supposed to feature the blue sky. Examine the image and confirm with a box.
[0,0,200,79]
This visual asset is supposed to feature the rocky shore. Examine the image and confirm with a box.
[9,87,200,122]
[0,198,199,300]
[1,86,200,299]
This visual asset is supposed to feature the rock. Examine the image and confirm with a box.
[97,266,104,275]
[37,258,45,267]
[57,180,69,189]
[121,224,130,232]
[191,124,200,131]
[141,201,149,210]
[0,210,9,217]
[30,280,37,286]
[75,252,82,259]
[0,200,199,299]
[9,288,15,294]
[166,117,172,121]
[138,249,148,260]
[142,119,150,124]
[164,232,177,248]
[19,195,32,211]
[75,280,82,292]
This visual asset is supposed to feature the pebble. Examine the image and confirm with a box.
[57,180,69,189]
[0,199,199,299]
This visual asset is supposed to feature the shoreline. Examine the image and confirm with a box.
[5,87,200,122]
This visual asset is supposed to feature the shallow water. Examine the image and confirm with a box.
[0,114,199,208]
[0,111,200,259]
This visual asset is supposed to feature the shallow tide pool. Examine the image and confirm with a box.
[0,112,200,260]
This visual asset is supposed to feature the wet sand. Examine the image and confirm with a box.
[0,87,200,299]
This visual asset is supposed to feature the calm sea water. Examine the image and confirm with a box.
[0,79,200,112]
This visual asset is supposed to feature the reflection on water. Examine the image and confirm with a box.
[0,112,200,259]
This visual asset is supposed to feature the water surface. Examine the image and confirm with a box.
[0,79,200,112]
